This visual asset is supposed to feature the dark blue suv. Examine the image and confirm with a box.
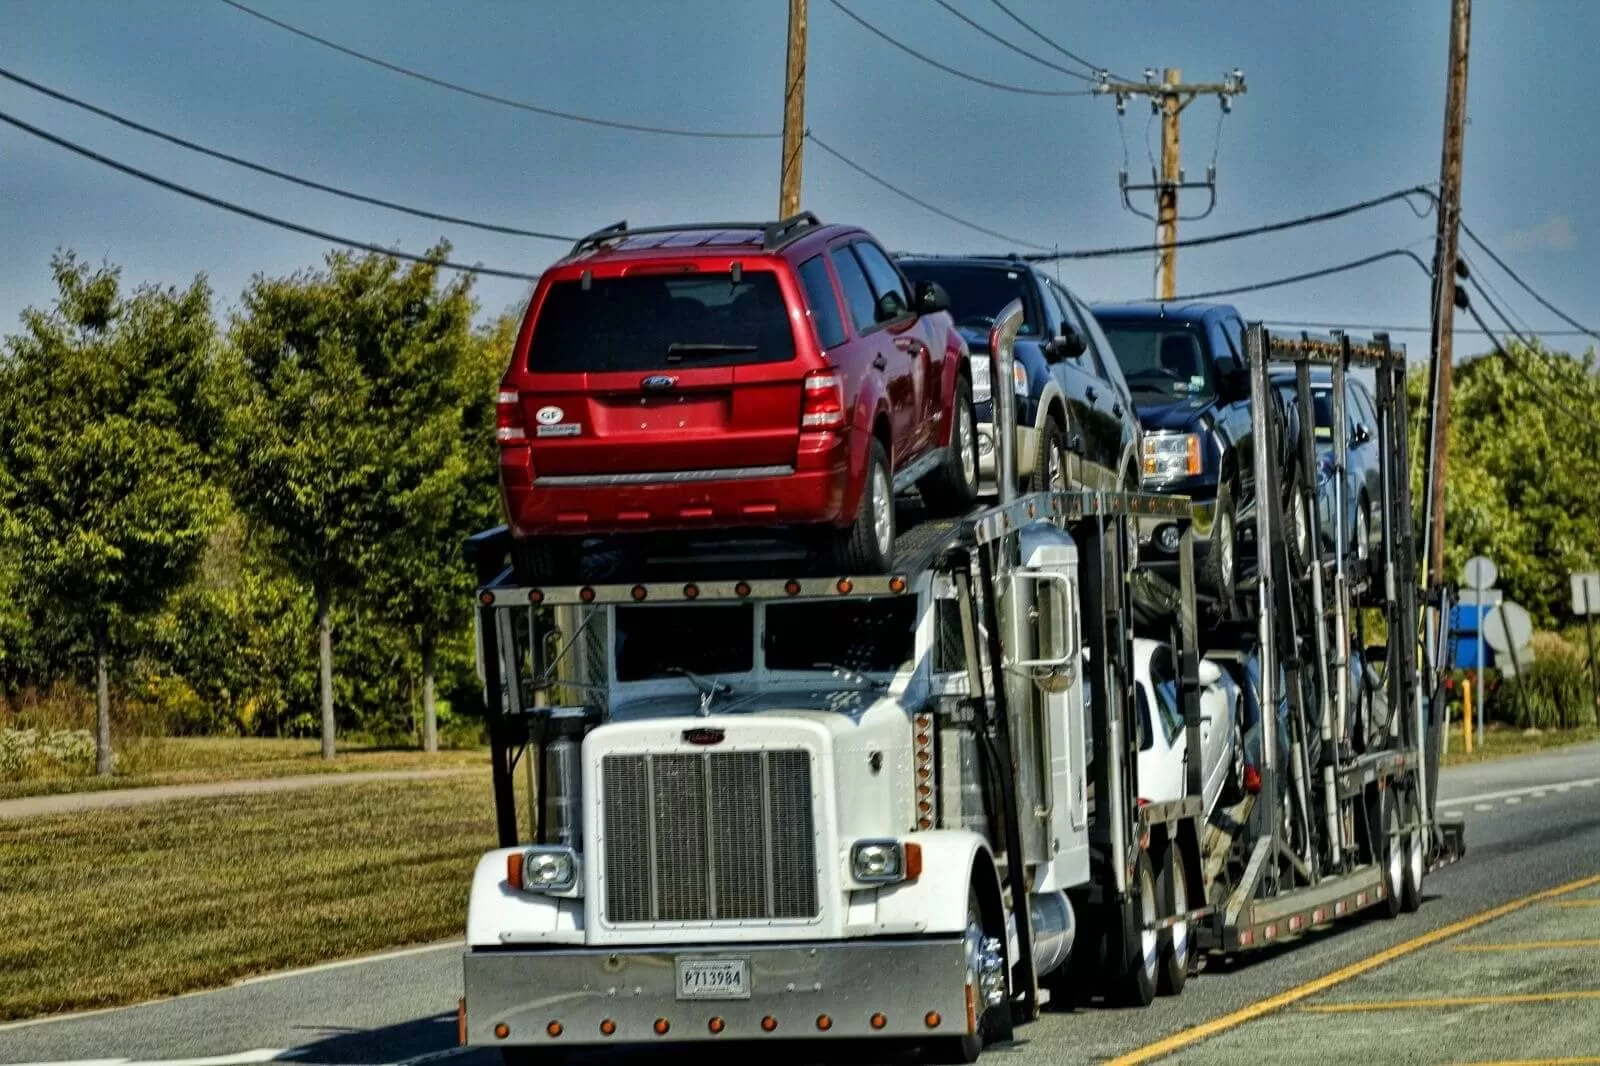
[1090,302,1305,601]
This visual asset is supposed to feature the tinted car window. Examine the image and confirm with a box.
[852,242,910,317]
[1094,322,1214,400]
[528,273,795,372]
[766,598,917,673]
[1353,382,1379,432]
[1052,285,1107,377]
[615,605,753,681]
[897,262,1039,335]
[797,254,846,350]
[831,246,879,333]
[1149,645,1186,745]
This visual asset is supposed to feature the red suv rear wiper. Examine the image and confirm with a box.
[665,342,760,362]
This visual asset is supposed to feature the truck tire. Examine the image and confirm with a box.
[1360,786,1404,920]
[511,536,582,586]
[1111,850,1159,1007]
[1029,413,1070,494]
[920,378,981,514]
[1201,483,1238,602]
[1401,788,1426,913]
[925,889,1001,1064]
[825,439,895,573]
[1156,845,1192,996]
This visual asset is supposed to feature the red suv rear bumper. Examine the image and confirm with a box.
[501,431,854,538]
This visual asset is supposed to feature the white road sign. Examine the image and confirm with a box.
[1483,602,1534,656]
[1571,572,1600,616]
[1463,555,1498,591]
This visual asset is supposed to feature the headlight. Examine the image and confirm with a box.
[850,839,923,884]
[970,355,991,404]
[510,846,578,893]
[1013,361,1028,396]
[1142,433,1203,481]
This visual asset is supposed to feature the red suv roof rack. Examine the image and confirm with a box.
[567,212,824,257]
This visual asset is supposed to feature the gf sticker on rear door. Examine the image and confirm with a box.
[535,406,564,425]
[533,405,581,437]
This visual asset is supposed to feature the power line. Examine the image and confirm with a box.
[0,107,541,282]
[985,0,1116,79]
[929,0,1094,81]
[805,133,1055,251]
[1459,218,1600,344]
[0,67,576,243]
[1160,248,1434,302]
[216,0,778,140]
[1024,186,1436,262]
[828,0,1095,97]
[1460,277,1600,434]
[1267,319,1591,338]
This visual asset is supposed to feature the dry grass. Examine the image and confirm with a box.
[1440,723,1600,766]
[0,736,487,801]
[0,774,497,1020]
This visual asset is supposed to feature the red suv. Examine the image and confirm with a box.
[497,213,978,580]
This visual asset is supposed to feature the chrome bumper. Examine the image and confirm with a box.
[463,938,970,1046]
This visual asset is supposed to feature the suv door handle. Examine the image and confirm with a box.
[1085,385,1099,403]
[873,354,888,371]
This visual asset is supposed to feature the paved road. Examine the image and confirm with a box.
[0,769,477,821]
[3,744,1596,1066]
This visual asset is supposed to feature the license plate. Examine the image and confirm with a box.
[675,957,750,1000]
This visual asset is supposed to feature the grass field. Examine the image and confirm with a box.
[1440,722,1600,766]
[0,773,498,1021]
[0,736,487,801]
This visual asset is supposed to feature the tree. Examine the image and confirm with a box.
[364,311,505,750]
[0,254,225,773]
[225,245,476,757]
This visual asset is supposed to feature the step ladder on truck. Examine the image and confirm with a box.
[454,306,1464,1062]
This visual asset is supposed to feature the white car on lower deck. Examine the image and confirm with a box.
[1131,637,1241,815]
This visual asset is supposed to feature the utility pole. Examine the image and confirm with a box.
[778,0,807,218]
[1424,0,1472,587]
[1096,68,1246,299]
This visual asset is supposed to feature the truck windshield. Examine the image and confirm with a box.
[1097,323,1214,400]
[765,599,917,674]
[615,605,754,681]
[527,272,795,373]
[898,263,1039,335]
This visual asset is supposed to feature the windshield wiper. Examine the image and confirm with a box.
[665,666,734,714]
[665,342,759,362]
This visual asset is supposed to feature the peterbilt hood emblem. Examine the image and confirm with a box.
[682,727,725,745]
[640,374,678,391]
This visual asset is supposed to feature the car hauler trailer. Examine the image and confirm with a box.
[455,311,1463,1062]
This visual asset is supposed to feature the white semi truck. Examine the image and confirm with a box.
[455,309,1463,1062]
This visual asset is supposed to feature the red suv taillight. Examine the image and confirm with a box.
[801,371,844,429]
[497,390,526,443]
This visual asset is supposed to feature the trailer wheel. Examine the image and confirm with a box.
[1376,788,1404,919]
[1111,850,1159,1007]
[1401,788,1426,913]
[1156,845,1192,996]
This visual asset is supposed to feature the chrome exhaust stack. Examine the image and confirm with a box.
[989,299,1025,505]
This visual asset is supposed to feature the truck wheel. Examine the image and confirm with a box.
[510,537,582,585]
[926,890,1003,1064]
[1156,846,1192,996]
[826,439,894,573]
[1401,789,1426,913]
[920,378,980,514]
[1029,414,1070,494]
[1201,483,1238,601]
[1365,787,1404,920]
[1111,850,1159,1007]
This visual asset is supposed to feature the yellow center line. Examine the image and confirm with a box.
[1105,872,1600,1066]
[1302,989,1600,1013]
[1452,939,1600,952]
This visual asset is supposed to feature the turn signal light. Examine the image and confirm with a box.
[836,578,853,594]
[631,585,648,601]
[506,852,524,890]
[761,1015,779,1032]
[708,1016,725,1035]
[816,1014,833,1031]
[924,1011,942,1029]
[546,1021,563,1038]
[870,1012,888,1030]
[735,582,752,597]
[496,390,526,443]
[599,1019,616,1036]
[653,1018,670,1036]
[801,370,845,428]
[494,1023,510,1040]
[889,576,908,593]
[579,586,596,603]
[784,580,802,596]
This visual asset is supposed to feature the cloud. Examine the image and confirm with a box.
[1499,214,1577,253]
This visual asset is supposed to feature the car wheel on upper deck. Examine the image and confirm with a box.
[511,536,583,586]
[1029,414,1070,495]
[920,377,980,514]
[825,439,894,573]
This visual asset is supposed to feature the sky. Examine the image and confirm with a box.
[1,0,1595,361]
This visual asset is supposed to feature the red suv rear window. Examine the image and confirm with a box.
[526,272,796,373]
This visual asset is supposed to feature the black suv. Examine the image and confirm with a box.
[897,255,1143,499]
[1090,301,1306,600]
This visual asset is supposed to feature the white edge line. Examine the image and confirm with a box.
[0,943,461,1033]
[4,1051,286,1066]
[1438,775,1600,808]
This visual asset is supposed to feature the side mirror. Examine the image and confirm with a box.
[1198,658,1223,687]
[913,279,950,314]
[1044,324,1086,363]
[1351,422,1372,445]
[874,291,908,323]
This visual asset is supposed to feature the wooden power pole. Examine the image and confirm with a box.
[1097,68,1246,299]
[778,0,807,218]
[1424,0,1473,586]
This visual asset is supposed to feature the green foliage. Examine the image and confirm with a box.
[1488,631,1596,729]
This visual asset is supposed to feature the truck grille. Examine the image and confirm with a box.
[601,750,818,923]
